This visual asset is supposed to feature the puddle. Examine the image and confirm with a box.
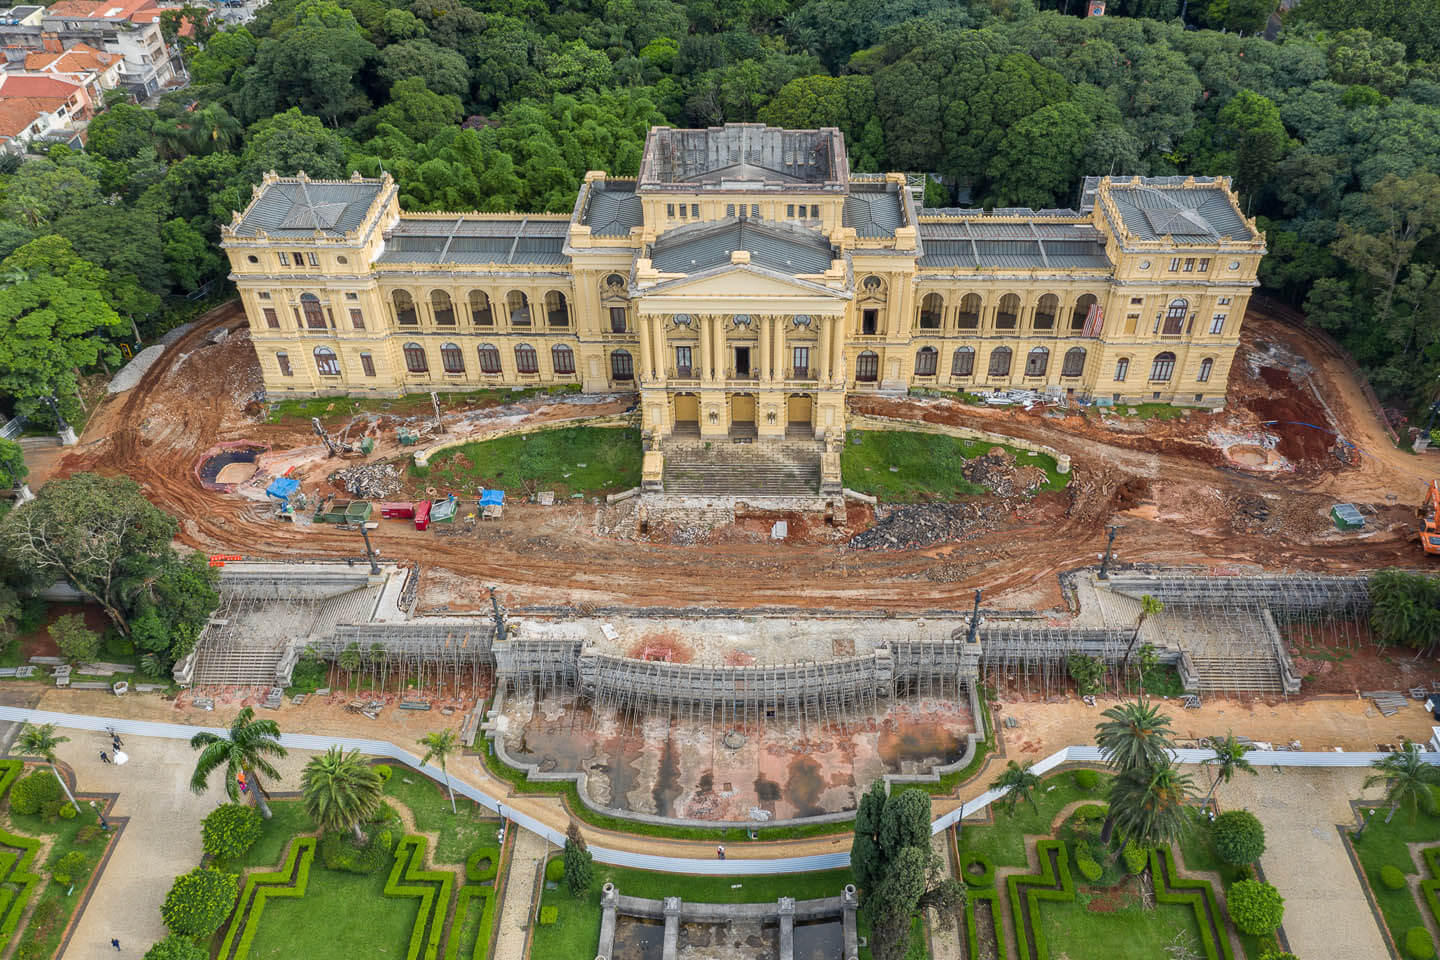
[793,919,843,960]
[614,917,665,960]
[876,720,964,773]
[783,757,827,818]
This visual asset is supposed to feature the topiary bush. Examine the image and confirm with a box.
[961,854,995,888]
[57,802,76,820]
[538,906,558,926]
[545,858,565,883]
[373,765,393,783]
[9,770,60,817]
[1382,864,1409,890]
[1212,810,1266,866]
[1122,843,1149,875]
[50,850,88,885]
[1406,927,1437,960]
[143,933,210,960]
[1072,769,1099,791]
[1227,879,1284,935]
[160,866,239,939]
[202,804,263,862]
[1073,803,1105,821]
[466,847,497,883]
[1075,854,1103,882]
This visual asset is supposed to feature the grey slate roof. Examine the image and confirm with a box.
[639,124,847,190]
[843,188,905,238]
[916,221,1110,271]
[583,181,644,238]
[1080,176,1255,243]
[232,179,384,239]
[650,220,835,275]
[377,217,570,266]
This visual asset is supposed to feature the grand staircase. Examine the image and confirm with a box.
[190,645,287,686]
[1186,654,1284,695]
[661,437,822,497]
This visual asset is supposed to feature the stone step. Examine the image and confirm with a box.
[1187,655,1283,693]
[191,648,285,686]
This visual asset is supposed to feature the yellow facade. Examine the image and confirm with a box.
[220,126,1265,441]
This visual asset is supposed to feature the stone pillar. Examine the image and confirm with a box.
[597,883,619,960]
[714,316,726,381]
[778,898,795,960]
[831,313,845,384]
[662,897,681,960]
[773,315,785,380]
[842,885,859,960]
[759,315,772,382]
[818,315,833,384]
[14,483,33,504]
[637,314,653,383]
[652,316,667,383]
[59,426,78,446]
[699,315,713,383]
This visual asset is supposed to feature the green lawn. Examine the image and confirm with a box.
[840,429,1068,502]
[1038,892,1205,959]
[267,386,580,425]
[413,425,641,498]
[242,857,417,960]
[1350,804,1440,958]
[1106,402,1190,421]
[382,770,498,865]
[958,770,1110,868]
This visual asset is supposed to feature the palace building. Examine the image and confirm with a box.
[221,123,1265,443]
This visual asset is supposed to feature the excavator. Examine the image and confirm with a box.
[1419,480,1440,554]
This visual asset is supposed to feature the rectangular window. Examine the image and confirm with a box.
[1169,257,1180,272]
[277,252,289,266]
[307,252,319,267]
[345,292,358,300]
[787,204,795,218]
[1126,313,1140,321]
[292,251,305,266]
[1130,297,1143,305]
[691,204,699,218]
[277,353,292,376]
[862,309,878,335]
[1210,314,1226,334]
[678,204,687,218]
[751,204,759,218]
[675,346,692,378]
[726,204,735,217]
[1183,258,1195,272]
[350,309,364,330]
[1198,258,1210,272]
[609,307,626,333]
[793,346,809,379]
[360,353,375,377]
[1114,357,1129,381]
[262,308,279,329]
[667,204,675,217]
[1218,297,1231,305]
[258,291,271,299]
[1198,358,1214,382]
[810,205,819,218]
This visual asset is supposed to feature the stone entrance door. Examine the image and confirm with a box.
[731,394,756,423]
[673,393,699,435]
[786,394,813,426]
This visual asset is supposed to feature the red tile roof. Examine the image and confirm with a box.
[24,45,120,74]
[0,97,70,139]
[0,74,83,99]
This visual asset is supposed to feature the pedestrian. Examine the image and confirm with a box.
[111,735,122,751]
[99,751,110,764]
[716,845,725,860]
[111,938,120,950]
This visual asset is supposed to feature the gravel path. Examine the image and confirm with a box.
[491,825,549,960]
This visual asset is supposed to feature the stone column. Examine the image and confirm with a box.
[831,312,845,384]
[773,315,785,380]
[700,315,713,383]
[598,884,618,960]
[818,315,833,384]
[778,897,795,960]
[842,884,859,960]
[637,314,653,383]
[714,316,726,381]
[759,315,772,382]
[652,316,667,382]
[662,897,681,960]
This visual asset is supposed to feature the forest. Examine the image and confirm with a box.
[2,0,1439,425]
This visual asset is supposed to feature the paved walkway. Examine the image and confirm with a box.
[1220,766,1389,960]
[48,729,318,959]
[492,826,550,960]
[926,829,963,960]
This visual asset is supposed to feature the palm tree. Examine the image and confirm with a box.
[301,747,382,845]
[992,760,1043,814]
[16,723,78,811]
[1119,594,1164,693]
[1201,731,1256,806]
[189,707,287,819]
[1108,760,1195,860]
[419,730,461,815]
[1095,699,1175,842]
[1362,744,1440,827]
[189,103,242,154]
[339,644,361,690]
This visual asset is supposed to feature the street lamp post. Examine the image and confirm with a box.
[1097,525,1119,580]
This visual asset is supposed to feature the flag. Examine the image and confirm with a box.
[1081,303,1104,338]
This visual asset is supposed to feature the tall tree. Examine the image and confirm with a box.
[300,747,382,844]
[1108,760,1195,858]
[189,707,288,819]
[1215,90,1292,203]
[1095,699,1175,843]
[16,722,79,811]
[1363,744,1440,826]
[1201,731,1257,807]
[992,761,1043,814]
[418,730,460,815]
[1333,172,1440,329]
[1118,595,1164,693]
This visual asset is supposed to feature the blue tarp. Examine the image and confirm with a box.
[479,489,504,506]
[266,476,299,501]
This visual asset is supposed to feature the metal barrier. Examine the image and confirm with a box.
[0,706,1432,876]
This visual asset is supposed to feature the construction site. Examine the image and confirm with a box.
[21,294,1440,830]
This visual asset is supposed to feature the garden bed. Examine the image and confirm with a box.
[1349,803,1440,960]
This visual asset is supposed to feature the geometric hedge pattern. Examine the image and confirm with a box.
[0,758,39,953]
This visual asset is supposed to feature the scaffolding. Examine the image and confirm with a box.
[976,625,1133,698]
[305,621,495,698]
[493,639,582,695]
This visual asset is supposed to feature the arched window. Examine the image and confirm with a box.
[1163,298,1188,335]
[1150,351,1176,382]
[440,342,464,374]
[545,291,569,327]
[552,344,575,376]
[515,343,538,374]
[403,342,427,374]
[988,346,1012,378]
[393,290,417,326]
[469,290,493,326]
[507,291,530,326]
[1034,294,1059,330]
[275,351,292,377]
[313,346,339,376]
[919,293,943,330]
[856,350,879,382]
[1062,347,1086,377]
[477,344,502,374]
[1198,357,1214,382]
[862,275,884,295]
[301,293,326,330]
[1025,347,1049,377]
[952,346,975,377]
[996,294,1020,330]
[1071,293,1099,331]
[915,346,938,376]
[1114,357,1130,382]
[431,290,454,325]
[611,349,634,381]
[957,294,981,329]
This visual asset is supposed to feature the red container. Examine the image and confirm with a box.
[414,500,432,531]
[381,501,415,520]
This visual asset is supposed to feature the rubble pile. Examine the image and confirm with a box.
[961,446,1048,498]
[846,502,998,550]
[333,462,403,498]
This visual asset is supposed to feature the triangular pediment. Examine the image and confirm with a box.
[640,264,848,300]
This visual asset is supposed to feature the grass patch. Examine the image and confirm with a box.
[381,772,498,866]
[1107,402,1189,421]
[267,386,580,425]
[958,772,1111,869]
[533,863,853,959]
[1036,893,1204,959]
[241,855,417,960]
[840,430,1067,502]
[1351,805,1440,959]
[414,425,641,498]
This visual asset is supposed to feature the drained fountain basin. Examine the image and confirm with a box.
[195,442,269,491]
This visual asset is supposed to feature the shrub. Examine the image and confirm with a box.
[1072,769,1099,791]
[49,613,100,663]
[202,804,262,861]
[105,632,135,657]
[1075,854,1103,882]
[376,829,393,853]
[58,802,76,820]
[563,824,593,897]
[1122,844,1149,875]
[1212,810,1266,865]
[1406,927,1437,960]
[961,854,995,888]
[466,847,497,882]
[320,831,390,874]
[371,801,399,824]
[160,866,239,938]
[1382,864,1409,890]
[51,850,88,885]
[373,765,393,783]
[9,770,61,816]
[39,799,65,823]
[27,899,60,936]
[1257,952,1299,960]
[538,906,558,926]
[1227,879,1284,935]
[1073,803,1105,821]
[143,933,209,960]
[75,825,101,845]
[545,858,565,883]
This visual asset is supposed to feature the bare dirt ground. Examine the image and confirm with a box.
[37,300,1432,617]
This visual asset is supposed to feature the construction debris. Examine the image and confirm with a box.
[846,502,1000,550]
[1362,690,1409,716]
[333,462,403,499]
[962,446,1049,498]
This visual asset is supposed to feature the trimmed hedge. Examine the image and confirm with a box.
[1150,847,1234,960]
[0,828,42,952]
[1072,769,1099,791]
[1007,840,1074,960]
[1072,804,1105,822]
[8,771,60,817]
[544,858,564,883]
[538,906,557,925]
[1074,851,1102,882]
[963,887,1007,960]
[961,853,996,888]
[1408,926,1438,960]
[219,837,315,960]
[1122,843,1149,875]
[385,836,455,960]
[465,845,498,883]
[1227,878,1284,936]
[1383,864,1409,890]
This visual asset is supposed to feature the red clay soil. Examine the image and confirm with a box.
[15,602,112,660]
[37,299,1436,617]
[1248,366,1337,467]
